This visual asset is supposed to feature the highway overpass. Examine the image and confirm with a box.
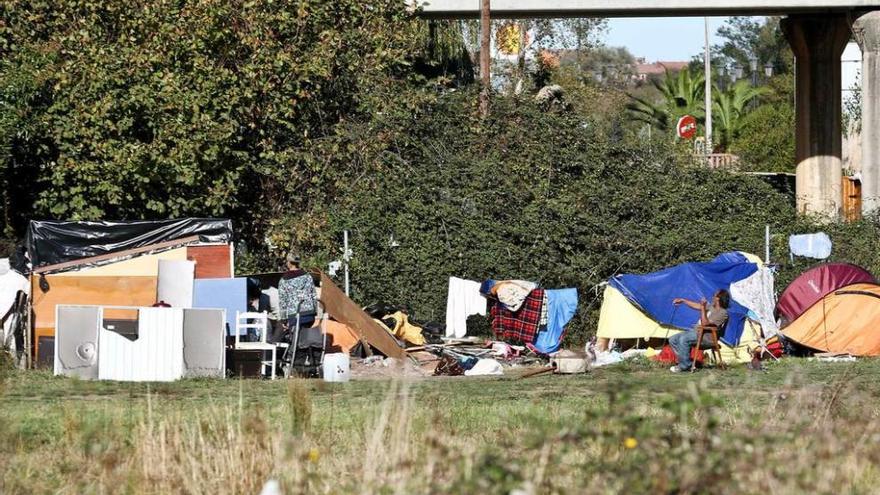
[414,0,880,18]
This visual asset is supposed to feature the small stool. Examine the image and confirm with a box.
[691,324,726,371]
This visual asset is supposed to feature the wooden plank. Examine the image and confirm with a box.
[31,275,158,330]
[318,272,406,359]
[187,245,233,279]
[33,236,201,274]
[54,247,188,277]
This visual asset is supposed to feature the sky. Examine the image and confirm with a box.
[604,17,729,62]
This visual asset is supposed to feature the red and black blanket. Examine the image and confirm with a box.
[490,288,545,344]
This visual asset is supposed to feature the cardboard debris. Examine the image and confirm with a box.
[318,272,406,359]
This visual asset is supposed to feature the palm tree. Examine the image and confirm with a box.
[626,68,705,132]
[712,80,771,150]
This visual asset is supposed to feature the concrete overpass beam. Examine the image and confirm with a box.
[854,12,880,215]
[782,14,850,219]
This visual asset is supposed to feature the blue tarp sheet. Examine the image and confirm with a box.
[608,253,758,346]
[193,278,247,335]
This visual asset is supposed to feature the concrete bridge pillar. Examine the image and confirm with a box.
[854,12,880,215]
[782,14,851,219]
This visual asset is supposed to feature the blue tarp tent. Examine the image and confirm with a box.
[608,252,758,346]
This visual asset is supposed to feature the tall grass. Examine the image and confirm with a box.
[3,363,880,493]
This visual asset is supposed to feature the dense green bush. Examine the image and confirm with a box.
[329,90,802,343]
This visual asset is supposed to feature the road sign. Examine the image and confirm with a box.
[677,115,698,140]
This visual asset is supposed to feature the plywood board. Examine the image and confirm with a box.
[187,245,233,279]
[158,260,195,308]
[31,275,158,331]
[192,278,246,335]
[53,247,188,277]
[319,273,405,359]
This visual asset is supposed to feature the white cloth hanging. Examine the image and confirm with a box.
[0,261,29,354]
[789,233,832,260]
[730,267,778,337]
[445,277,487,338]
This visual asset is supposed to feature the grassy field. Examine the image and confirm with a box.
[2,358,880,494]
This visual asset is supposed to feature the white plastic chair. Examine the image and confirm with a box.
[234,311,276,379]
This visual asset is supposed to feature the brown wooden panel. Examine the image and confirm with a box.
[187,245,232,279]
[319,272,405,359]
[31,275,158,330]
[842,177,862,223]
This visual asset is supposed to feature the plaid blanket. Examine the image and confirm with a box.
[490,288,545,344]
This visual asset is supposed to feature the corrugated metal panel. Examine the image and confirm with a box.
[98,308,184,381]
[843,177,862,222]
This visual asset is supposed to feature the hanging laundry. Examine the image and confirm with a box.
[481,279,538,312]
[789,232,832,260]
[730,267,778,337]
[532,288,579,354]
[490,288,545,344]
[445,277,487,338]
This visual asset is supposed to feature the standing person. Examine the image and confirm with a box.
[278,253,317,332]
[668,289,730,373]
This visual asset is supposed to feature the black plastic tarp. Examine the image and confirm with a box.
[26,218,233,268]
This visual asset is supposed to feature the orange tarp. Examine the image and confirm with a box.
[782,283,880,356]
[322,320,360,353]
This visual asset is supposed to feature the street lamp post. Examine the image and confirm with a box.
[748,55,760,110]
[749,55,759,87]
[764,62,774,79]
[733,64,744,81]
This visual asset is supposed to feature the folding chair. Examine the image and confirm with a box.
[234,311,277,379]
[691,321,727,371]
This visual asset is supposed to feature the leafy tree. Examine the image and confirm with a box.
[714,16,792,77]
[0,0,464,253]
[712,80,771,150]
[560,45,636,88]
[729,75,795,172]
[626,68,705,132]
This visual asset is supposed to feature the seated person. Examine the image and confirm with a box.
[669,289,730,373]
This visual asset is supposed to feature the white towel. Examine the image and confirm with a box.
[445,277,487,338]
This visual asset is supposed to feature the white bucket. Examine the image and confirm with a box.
[322,353,351,382]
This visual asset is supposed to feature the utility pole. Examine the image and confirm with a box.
[704,17,713,154]
[479,0,490,116]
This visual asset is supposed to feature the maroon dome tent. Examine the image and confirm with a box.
[776,263,876,323]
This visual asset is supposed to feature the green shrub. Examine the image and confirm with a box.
[329,90,801,344]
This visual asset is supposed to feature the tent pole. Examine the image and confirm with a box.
[765,225,770,264]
